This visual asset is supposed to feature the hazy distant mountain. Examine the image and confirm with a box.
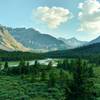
[89,36,100,45]
[0,26,29,51]
[7,27,70,51]
[59,37,88,48]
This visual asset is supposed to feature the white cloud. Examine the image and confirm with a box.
[78,0,100,34]
[34,7,72,29]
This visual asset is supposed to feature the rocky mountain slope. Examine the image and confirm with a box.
[0,26,29,51]
[89,36,100,45]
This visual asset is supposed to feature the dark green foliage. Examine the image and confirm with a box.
[4,61,8,69]
[41,69,47,81]
[62,59,69,70]
[30,60,40,82]
[30,72,36,83]
[59,69,67,87]
[65,59,96,100]
[4,61,9,75]
[48,71,57,88]
[32,60,40,75]
[18,60,26,74]
[58,59,75,73]
[47,61,52,71]
[26,61,30,74]
[0,63,1,70]
[0,49,43,61]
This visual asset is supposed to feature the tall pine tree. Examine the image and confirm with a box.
[65,59,96,100]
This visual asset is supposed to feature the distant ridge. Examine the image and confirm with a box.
[59,37,88,48]
[89,36,100,45]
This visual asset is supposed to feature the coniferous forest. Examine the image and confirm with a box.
[0,57,99,100]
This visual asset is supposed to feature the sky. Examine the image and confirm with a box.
[0,0,100,41]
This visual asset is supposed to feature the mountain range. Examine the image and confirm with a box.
[7,27,69,52]
[0,25,100,52]
[7,27,89,51]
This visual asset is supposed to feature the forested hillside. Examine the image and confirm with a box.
[45,43,100,58]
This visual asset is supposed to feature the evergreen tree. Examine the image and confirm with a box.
[31,60,39,82]
[59,69,66,87]
[26,61,30,74]
[41,69,46,81]
[47,61,52,71]
[33,60,39,74]
[57,61,62,69]
[4,61,9,74]
[62,59,71,71]
[62,59,68,70]
[31,72,36,82]
[65,59,96,100]
[18,60,26,78]
[69,59,76,72]
[0,62,2,74]
[4,61,8,69]
[48,71,57,88]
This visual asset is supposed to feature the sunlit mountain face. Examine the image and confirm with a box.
[0,25,29,51]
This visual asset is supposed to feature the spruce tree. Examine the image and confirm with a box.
[4,61,8,69]
[47,61,52,71]
[41,69,46,81]
[65,59,95,100]
[48,71,56,88]
[59,69,66,87]
[31,60,39,82]
[4,61,9,74]
[26,61,30,74]
[18,60,26,78]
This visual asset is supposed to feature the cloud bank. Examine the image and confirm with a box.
[34,7,72,29]
[78,0,100,34]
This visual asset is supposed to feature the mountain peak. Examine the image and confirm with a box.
[59,37,88,49]
[67,37,79,42]
[69,37,77,40]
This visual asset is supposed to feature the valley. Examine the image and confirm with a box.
[1,0,100,99]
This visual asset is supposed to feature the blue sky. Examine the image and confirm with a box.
[0,0,100,41]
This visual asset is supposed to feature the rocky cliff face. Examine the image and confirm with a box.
[0,26,29,51]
